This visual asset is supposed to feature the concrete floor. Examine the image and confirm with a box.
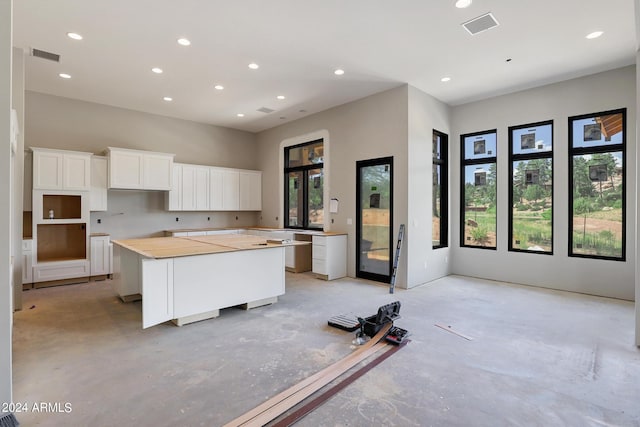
[12,273,640,427]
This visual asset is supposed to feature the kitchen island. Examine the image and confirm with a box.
[112,234,303,328]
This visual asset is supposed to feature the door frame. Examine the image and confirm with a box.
[355,156,394,283]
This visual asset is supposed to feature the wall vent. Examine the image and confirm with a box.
[31,48,60,62]
[257,107,275,114]
[462,12,499,35]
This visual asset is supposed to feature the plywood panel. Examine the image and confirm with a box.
[37,223,86,261]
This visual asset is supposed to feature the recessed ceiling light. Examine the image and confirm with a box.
[248,63,259,70]
[237,113,245,117]
[586,31,603,39]
[214,85,224,90]
[163,96,173,102]
[441,77,451,82]
[455,0,472,8]
[334,69,345,76]
[151,67,163,74]
[66,32,83,40]
[58,73,71,79]
[177,38,191,46]
[277,95,286,100]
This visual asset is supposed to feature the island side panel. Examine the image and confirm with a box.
[112,244,142,302]
[142,258,174,329]
[172,246,285,319]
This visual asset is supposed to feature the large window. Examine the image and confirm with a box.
[284,139,324,230]
[461,130,497,249]
[433,130,448,248]
[508,121,553,254]
[569,109,625,260]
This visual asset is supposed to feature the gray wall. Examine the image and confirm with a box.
[12,47,23,310]
[1,0,13,409]
[24,92,261,238]
[257,85,410,286]
[451,66,636,301]
[407,86,452,287]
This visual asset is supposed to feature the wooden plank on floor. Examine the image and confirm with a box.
[223,323,392,427]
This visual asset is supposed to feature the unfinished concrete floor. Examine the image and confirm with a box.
[12,273,640,426]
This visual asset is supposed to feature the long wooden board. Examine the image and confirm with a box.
[223,323,392,427]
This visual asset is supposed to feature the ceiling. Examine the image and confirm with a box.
[12,0,637,133]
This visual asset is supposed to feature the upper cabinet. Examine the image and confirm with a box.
[239,170,262,211]
[32,147,92,191]
[106,147,174,190]
[166,164,261,212]
[90,156,108,212]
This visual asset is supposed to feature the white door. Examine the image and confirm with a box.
[222,169,240,210]
[143,153,173,190]
[33,150,63,190]
[63,153,91,190]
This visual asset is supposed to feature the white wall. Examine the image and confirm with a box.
[1,0,13,409]
[451,66,636,301]
[407,85,452,287]
[257,85,410,286]
[24,92,261,238]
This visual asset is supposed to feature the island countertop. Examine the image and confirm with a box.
[113,234,308,259]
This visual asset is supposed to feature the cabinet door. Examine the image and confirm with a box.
[209,168,224,210]
[22,251,32,284]
[109,150,144,189]
[239,171,262,211]
[142,259,174,329]
[90,236,110,276]
[181,165,209,211]
[166,164,182,211]
[143,153,173,190]
[222,169,240,210]
[90,156,108,211]
[63,153,91,190]
[33,150,63,190]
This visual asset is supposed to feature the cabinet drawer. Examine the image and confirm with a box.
[312,244,327,260]
[312,235,326,246]
[312,258,327,274]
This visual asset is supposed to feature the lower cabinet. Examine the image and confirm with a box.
[90,234,113,277]
[22,240,33,286]
[312,234,347,280]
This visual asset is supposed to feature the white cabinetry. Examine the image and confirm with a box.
[32,148,91,191]
[239,170,262,211]
[90,156,108,211]
[90,234,113,277]
[209,167,240,211]
[312,234,347,280]
[22,240,33,285]
[181,164,210,211]
[107,147,174,190]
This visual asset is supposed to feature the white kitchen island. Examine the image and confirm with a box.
[112,234,299,328]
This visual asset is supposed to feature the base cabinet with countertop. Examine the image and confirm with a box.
[90,234,113,279]
[312,234,347,280]
[112,234,293,328]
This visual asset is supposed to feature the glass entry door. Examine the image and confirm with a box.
[356,157,393,283]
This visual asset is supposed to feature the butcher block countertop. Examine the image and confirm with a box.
[113,234,309,259]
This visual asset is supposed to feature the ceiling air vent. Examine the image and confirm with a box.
[462,12,499,35]
[31,48,60,62]
[257,107,275,114]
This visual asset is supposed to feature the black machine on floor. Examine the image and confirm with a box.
[328,301,410,345]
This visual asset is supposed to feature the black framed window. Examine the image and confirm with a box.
[433,130,448,248]
[508,121,553,254]
[569,109,625,260]
[460,130,497,249]
[284,139,324,230]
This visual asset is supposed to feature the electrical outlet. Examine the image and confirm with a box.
[235,216,239,220]
[207,217,210,221]
[97,219,101,224]
[176,217,179,222]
